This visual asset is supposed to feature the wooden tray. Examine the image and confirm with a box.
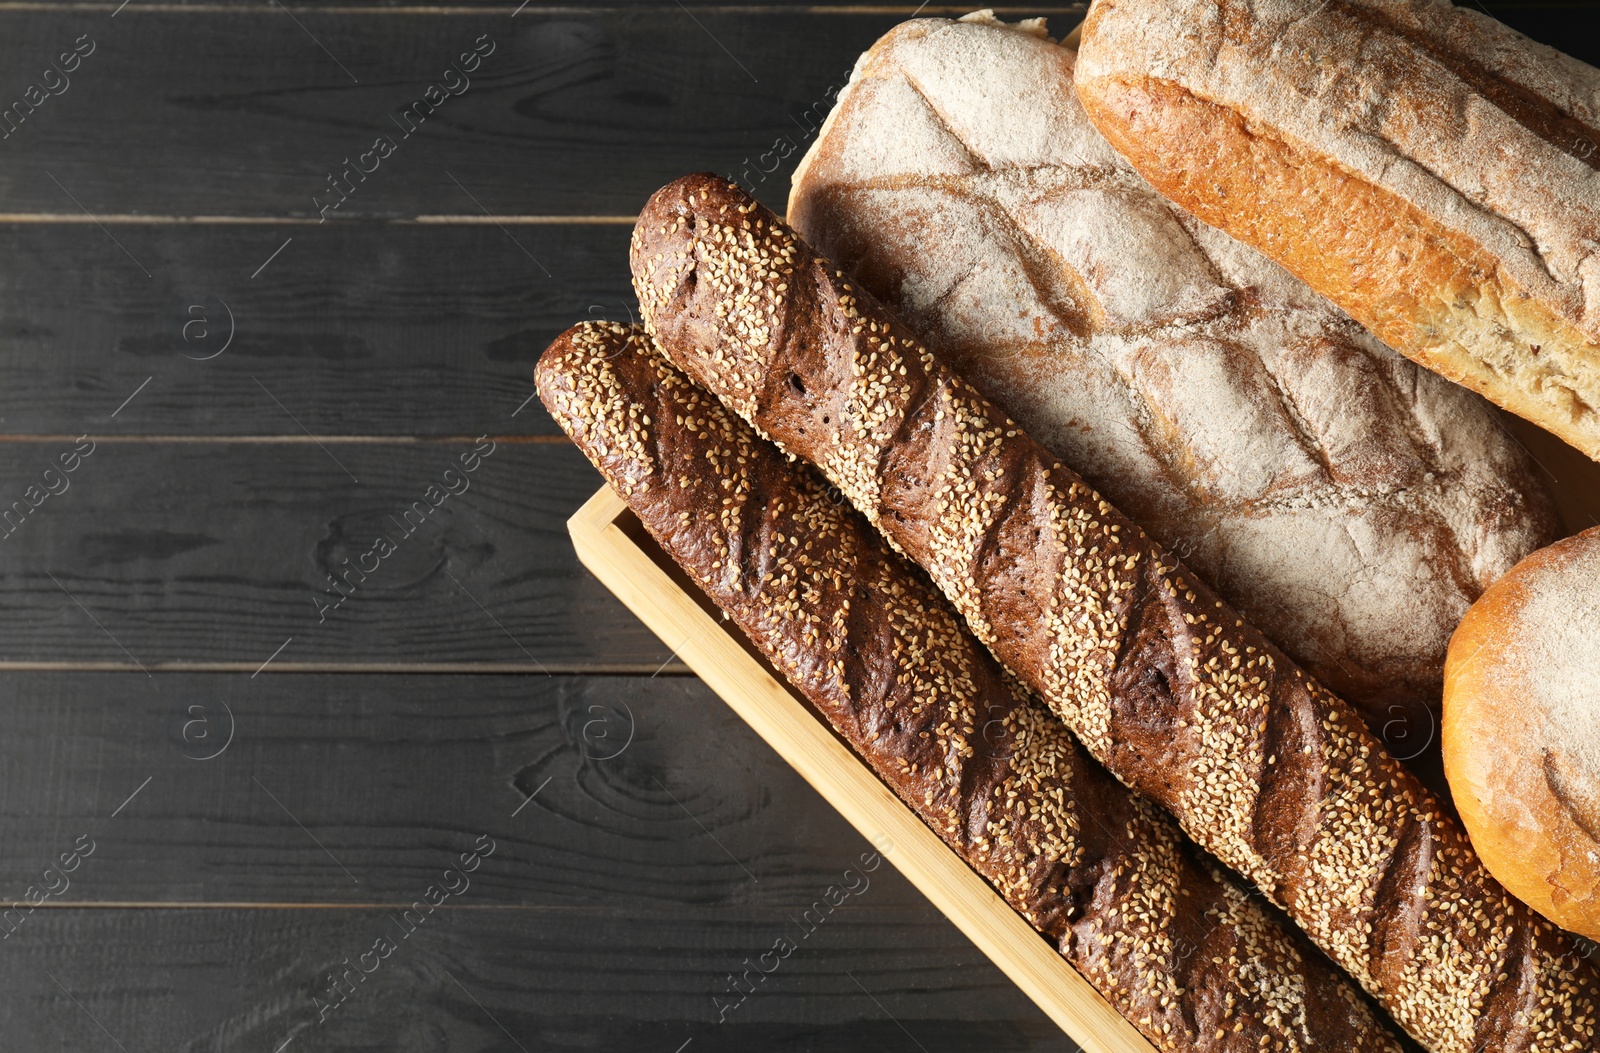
[567,414,1600,1053]
[568,485,1158,1053]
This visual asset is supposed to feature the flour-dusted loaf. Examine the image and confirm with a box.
[1445,526,1600,943]
[786,14,1559,744]
[538,320,1406,1053]
[631,174,1600,1053]
[1074,0,1600,463]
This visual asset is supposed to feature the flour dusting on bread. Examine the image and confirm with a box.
[1502,543,1600,818]
[787,14,1558,735]
[1074,0,1600,460]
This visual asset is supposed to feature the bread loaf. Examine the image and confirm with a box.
[786,13,1559,744]
[1445,526,1600,943]
[1073,0,1600,462]
[538,320,1406,1053]
[630,174,1600,1053]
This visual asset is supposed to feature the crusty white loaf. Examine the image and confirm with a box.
[787,14,1558,744]
[1074,0,1600,462]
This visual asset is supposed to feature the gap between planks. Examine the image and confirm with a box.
[0,435,574,444]
[0,660,692,675]
[0,4,1085,14]
[29,902,855,910]
[0,214,639,225]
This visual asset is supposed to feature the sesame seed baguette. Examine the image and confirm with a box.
[537,320,1406,1053]
[627,174,1600,1053]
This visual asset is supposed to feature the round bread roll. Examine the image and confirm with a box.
[1445,525,1600,940]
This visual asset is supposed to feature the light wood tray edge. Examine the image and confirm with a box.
[568,483,1157,1053]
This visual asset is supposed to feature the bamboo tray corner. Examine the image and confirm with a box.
[568,483,1157,1053]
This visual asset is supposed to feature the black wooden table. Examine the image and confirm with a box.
[0,3,1591,1051]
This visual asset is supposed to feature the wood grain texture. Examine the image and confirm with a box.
[0,671,928,907]
[0,8,904,218]
[0,3,1581,225]
[0,2,1594,1050]
[0,440,682,668]
[1,907,1068,1052]
[0,222,629,437]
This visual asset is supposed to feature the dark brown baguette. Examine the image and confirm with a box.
[628,174,1600,1053]
[537,319,1406,1053]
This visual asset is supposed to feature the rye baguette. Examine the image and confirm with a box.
[538,320,1405,1053]
[629,173,1600,1053]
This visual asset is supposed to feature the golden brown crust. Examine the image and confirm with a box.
[629,174,1600,1053]
[1073,71,1600,458]
[1073,0,1600,462]
[784,14,1560,746]
[1445,527,1600,942]
[538,319,1406,1053]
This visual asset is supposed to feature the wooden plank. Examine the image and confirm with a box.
[0,672,950,907]
[0,221,630,438]
[0,2,1581,224]
[0,6,1586,444]
[0,7,995,218]
[568,486,1156,1053]
[12,238,1600,490]
[0,907,1071,1053]
[0,440,679,668]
